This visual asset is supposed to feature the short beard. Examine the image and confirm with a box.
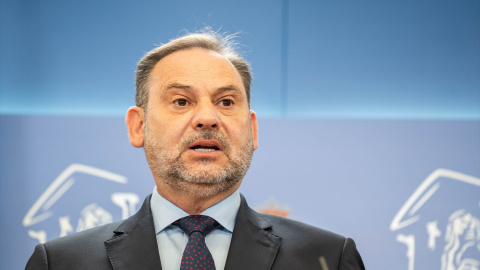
[144,128,254,199]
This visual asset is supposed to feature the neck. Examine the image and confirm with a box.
[156,181,241,215]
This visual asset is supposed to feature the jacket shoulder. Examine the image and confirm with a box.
[40,221,122,269]
[46,220,122,249]
[258,213,365,270]
[260,213,346,246]
[25,195,155,270]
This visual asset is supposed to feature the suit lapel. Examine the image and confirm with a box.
[104,195,162,270]
[224,195,282,270]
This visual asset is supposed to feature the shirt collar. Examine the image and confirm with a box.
[150,187,240,234]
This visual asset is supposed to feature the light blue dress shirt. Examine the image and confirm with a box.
[150,187,241,270]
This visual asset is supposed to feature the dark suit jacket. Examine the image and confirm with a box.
[26,194,365,269]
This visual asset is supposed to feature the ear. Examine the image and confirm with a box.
[250,110,258,150]
[126,106,145,148]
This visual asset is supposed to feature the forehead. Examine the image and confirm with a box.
[148,48,244,93]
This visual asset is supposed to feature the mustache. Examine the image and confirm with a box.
[181,130,229,152]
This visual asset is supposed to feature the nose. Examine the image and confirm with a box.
[191,101,219,130]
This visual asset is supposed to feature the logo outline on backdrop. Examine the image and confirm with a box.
[390,168,480,270]
[23,163,140,243]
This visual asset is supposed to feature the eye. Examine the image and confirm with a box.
[219,99,234,107]
[174,99,189,106]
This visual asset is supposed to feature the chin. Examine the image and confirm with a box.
[176,181,237,199]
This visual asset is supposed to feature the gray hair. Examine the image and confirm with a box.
[135,29,251,110]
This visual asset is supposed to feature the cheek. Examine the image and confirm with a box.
[151,115,191,141]
[226,119,252,143]
[145,116,166,139]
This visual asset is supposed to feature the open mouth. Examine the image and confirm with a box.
[188,140,222,152]
[190,145,220,152]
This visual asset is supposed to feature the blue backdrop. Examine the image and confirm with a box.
[1,1,479,269]
[1,0,478,118]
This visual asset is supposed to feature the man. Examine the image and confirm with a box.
[26,30,365,270]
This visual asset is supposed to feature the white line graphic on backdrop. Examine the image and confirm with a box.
[23,164,127,227]
[390,168,480,270]
[391,169,480,232]
[23,163,139,243]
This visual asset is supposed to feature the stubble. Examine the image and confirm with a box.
[144,126,254,198]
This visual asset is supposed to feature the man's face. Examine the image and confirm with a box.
[141,48,257,198]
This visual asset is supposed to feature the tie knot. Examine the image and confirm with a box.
[174,215,219,236]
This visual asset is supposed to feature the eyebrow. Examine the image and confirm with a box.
[165,83,192,91]
[163,83,242,96]
[216,85,242,95]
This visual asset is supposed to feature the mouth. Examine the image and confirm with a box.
[188,140,223,153]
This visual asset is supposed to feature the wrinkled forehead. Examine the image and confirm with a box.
[148,48,244,92]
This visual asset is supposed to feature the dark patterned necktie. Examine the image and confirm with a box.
[174,215,220,270]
